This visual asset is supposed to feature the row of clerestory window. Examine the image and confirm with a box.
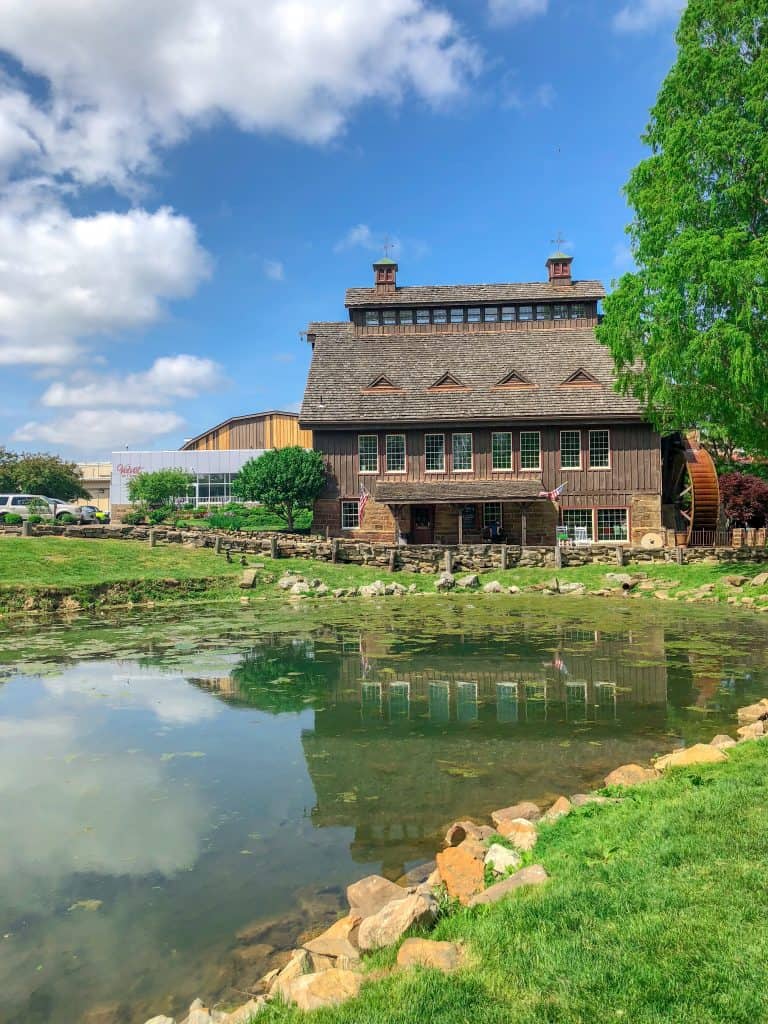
[363,302,592,327]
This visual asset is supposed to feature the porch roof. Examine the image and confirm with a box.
[374,479,545,504]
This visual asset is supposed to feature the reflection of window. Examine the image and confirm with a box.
[560,430,581,469]
[520,431,541,470]
[589,429,610,468]
[484,502,503,528]
[358,435,379,473]
[492,431,512,470]
[341,501,359,529]
[385,434,406,473]
[597,508,628,541]
[452,432,473,471]
[425,433,445,472]
[461,504,477,530]
[562,508,593,540]
[365,310,380,326]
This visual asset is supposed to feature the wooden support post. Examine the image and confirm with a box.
[444,549,453,575]
[214,535,221,554]
[148,528,156,548]
[554,540,562,569]
[270,536,279,559]
[500,544,508,571]
[615,545,625,566]
[675,545,684,565]
[325,524,330,540]
[388,549,396,573]
[331,538,339,564]
[520,505,528,548]
[21,519,31,538]
[457,510,463,546]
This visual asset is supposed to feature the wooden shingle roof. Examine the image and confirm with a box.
[300,324,643,426]
[345,280,605,307]
[374,480,545,503]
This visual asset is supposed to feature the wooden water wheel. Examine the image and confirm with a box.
[664,433,720,545]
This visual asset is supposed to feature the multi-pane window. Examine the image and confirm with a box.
[450,307,464,323]
[467,307,481,323]
[341,501,360,530]
[520,431,541,470]
[399,309,413,325]
[492,431,512,470]
[501,306,515,321]
[433,308,448,324]
[484,306,499,322]
[589,429,610,468]
[358,434,379,473]
[597,508,628,541]
[425,433,445,472]
[483,502,503,528]
[452,432,473,471]
[385,434,406,473]
[536,304,551,321]
[553,303,569,320]
[562,508,593,540]
[518,305,533,321]
[560,430,582,469]
[382,309,397,325]
[365,310,380,326]
[416,308,430,324]
[571,303,587,319]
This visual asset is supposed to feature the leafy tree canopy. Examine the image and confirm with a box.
[597,0,768,451]
[0,446,89,500]
[127,468,194,508]
[719,471,768,527]
[231,447,325,531]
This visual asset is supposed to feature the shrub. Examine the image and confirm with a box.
[27,515,43,525]
[208,512,243,531]
[3,513,23,525]
[122,509,146,525]
[57,512,77,524]
[719,472,768,528]
[148,507,169,525]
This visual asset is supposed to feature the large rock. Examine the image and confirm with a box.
[303,916,361,969]
[347,875,403,918]
[444,820,492,846]
[396,938,461,973]
[570,793,614,807]
[484,843,521,874]
[604,763,660,787]
[737,699,768,725]
[710,734,737,750]
[496,817,537,851]
[435,845,484,905]
[144,1018,176,1024]
[655,743,728,770]
[396,860,436,886]
[435,573,455,591]
[359,580,386,598]
[290,581,311,595]
[541,796,572,822]
[269,949,312,1001]
[456,574,480,589]
[357,893,437,951]
[282,969,362,1011]
[278,574,303,590]
[483,580,504,593]
[750,571,768,587]
[724,574,748,587]
[491,801,541,827]
[468,865,549,907]
[239,570,257,589]
[737,721,765,741]
[224,999,265,1023]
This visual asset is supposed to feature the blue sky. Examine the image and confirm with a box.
[0,0,684,457]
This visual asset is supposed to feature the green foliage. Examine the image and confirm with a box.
[121,509,147,525]
[597,0,768,451]
[2,513,22,525]
[57,512,77,524]
[27,515,43,525]
[127,468,194,509]
[0,446,88,500]
[232,447,325,530]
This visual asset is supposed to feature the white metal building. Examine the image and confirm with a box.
[111,449,265,510]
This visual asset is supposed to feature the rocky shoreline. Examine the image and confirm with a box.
[140,697,768,1024]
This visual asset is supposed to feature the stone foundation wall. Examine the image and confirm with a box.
[630,494,663,544]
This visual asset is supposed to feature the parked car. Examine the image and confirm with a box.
[78,504,110,524]
[0,494,98,523]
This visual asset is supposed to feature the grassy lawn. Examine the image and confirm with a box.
[260,741,768,1024]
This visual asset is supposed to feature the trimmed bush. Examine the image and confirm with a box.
[27,515,43,525]
[3,513,23,525]
[57,512,77,524]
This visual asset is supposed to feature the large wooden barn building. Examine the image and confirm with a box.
[299,253,691,546]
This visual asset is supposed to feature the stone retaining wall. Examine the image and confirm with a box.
[4,522,768,570]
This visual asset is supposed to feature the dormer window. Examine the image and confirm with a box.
[365,310,380,326]
[382,309,396,325]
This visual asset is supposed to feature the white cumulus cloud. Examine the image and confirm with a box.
[13,409,185,451]
[263,258,285,282]
[0,0,480,191]
[488,0,548,26]
[41,355,225,408]
[0,189,211,367]
[613,0,686,32]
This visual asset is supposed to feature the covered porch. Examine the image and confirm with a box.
[374,480,556,546]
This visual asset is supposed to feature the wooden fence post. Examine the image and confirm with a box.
[214,535,221,554]
[444,549,453,575]
[21,519,31,538]
[270,536,279,559]
[388,549,397,573]
[331,538,339,564]
[500,544,508,571]
[149,528,156,548]
[615,545,625,566]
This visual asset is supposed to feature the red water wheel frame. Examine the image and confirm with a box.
[677,438,720,544]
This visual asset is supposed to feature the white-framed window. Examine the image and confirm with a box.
[492,431,512,471]
[562,508,593,540]
[589,429,610,469]
[484,502,503,528]
[365,310,380,326]
[425,433,445,473]
[596,508,628,542]
[358,434,379,474]
[452,432,473,472]
[560,430,582,469]
[520,431,541,471]
[385,434,406,473]
[341,501,360,530]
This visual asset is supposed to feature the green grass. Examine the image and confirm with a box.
[258,742,768,1024]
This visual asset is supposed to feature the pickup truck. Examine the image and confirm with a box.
[0,494,97,523]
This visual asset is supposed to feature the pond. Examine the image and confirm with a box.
[1,599,767,1024]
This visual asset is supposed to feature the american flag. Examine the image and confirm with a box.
[539,482,566,502]
[358,487,370,522]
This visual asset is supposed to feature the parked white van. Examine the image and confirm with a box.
[0,495,96,523]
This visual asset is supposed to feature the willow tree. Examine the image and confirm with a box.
[597,0,768,451]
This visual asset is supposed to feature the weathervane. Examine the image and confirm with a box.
[382,235,395,258]
[550,231,567,250]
